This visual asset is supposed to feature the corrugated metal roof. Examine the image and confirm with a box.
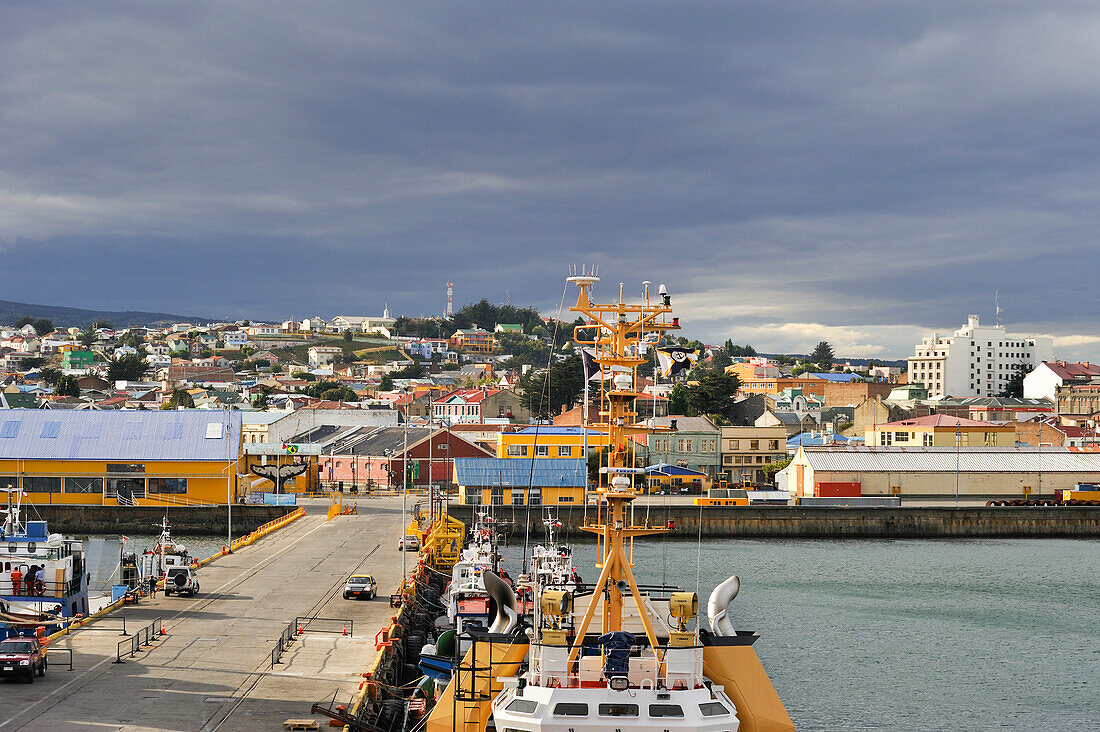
[800,446,1100,473]
[454,457,586,487]
[0,410,240,461]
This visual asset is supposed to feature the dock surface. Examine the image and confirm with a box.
[0,498,410,731]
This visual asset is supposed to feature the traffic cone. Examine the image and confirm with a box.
[297,623,304,634]
[160,622,166,635]
[342,624,348,636]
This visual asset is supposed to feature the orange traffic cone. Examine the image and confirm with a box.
[342,624,348,636]
[160,623,167,635]
[297,623,304,634]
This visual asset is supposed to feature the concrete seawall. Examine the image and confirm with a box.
[23,504,295,535]
[446,505,1100,538]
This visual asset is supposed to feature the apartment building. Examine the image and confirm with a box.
[719,425,788,484]
[906,315,1052,397]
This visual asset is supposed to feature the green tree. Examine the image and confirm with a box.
[668,383,689,415]
[251,392,271,410]
[710,350,732,370]
[343,330,353,343]
[106,353,149,382]
[15,315,33,328]
[518,355,585,419]
[675,370,741,422]
[761,456,792,483]
[379,373,395,391]
[1000,362,1029,398]
[390,362,426,380]
[810,341,834,369]
[37,367,62,385]
[303,379,358,402]
[79,330,97,348]
[31,318,54,336]
[55,374,80,397]
[166,388,195,409]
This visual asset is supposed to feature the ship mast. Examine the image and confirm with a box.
[564,267,679,663]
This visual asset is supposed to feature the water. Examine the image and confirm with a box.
[81,534,226,595]
[503,538,1100,731]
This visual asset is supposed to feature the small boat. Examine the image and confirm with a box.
[0,488,90,640]
[140,516,192,582]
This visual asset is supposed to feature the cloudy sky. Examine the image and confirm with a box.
[3,2,1099,359]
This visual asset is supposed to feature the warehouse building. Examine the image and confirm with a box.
[790,445,1100,500]
[0,410,241,506]
[454,457,587,505]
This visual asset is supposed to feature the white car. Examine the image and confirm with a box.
[397,535,420,552]
[164,567,200,597]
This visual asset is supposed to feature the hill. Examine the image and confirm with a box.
[0,299,215,329]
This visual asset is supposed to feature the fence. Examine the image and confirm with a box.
[114,617,164,663]
[270,622,298,668]
[46,647,73,671]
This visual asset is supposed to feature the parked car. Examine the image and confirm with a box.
[397,535,420,552]
[342,574,378,600]
[0,636,45,683]
[164,567,200,597]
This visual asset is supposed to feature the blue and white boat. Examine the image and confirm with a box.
[0,488,90,640]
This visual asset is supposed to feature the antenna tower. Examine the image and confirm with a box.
[446,282,453,317]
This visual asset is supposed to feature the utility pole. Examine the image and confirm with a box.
[402,391,409,582]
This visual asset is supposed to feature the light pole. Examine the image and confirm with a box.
[401,400,409,582]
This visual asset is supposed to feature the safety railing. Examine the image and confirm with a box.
[46,647,73,671]
[114,617,164,663]
[295,616,354,636]
[270,622,299,668]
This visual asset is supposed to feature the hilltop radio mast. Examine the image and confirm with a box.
[446,281,453,317]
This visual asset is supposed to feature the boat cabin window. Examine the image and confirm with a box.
[699,702,731,716]
[598,703,639,717]
[552,703,588,716]
[649,704,684,717]
[505,699,538,714]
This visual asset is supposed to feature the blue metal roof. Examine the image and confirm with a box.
[806,372,861,383]
[0,410,241,461]
[645,463,707,477]
[454,457,587,487]
[512,426,606,436]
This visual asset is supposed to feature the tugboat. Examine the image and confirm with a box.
[425,271,794,732]
[0,487,90,640]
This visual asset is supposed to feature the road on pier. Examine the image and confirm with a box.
[0,497,412,732]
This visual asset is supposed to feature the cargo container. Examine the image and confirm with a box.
[814,481,861,498]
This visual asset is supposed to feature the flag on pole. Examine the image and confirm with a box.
[581,347,600,382]
[656,347,699,378]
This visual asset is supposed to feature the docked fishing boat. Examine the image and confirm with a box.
[0,488,90,640]
[140,516,192,581]
[422,271,793,732]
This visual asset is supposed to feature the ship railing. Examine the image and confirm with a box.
[0,577,84,599]
[528,642,704,690]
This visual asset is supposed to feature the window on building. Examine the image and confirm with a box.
[490,486,504,505]
[558,445,573,457]
[723,455,734,465]
[528,488,541,505]
[923,433,934,446]
[534,445,549,457]
[895,432,909,442]
[148,478,187,494]
[65,477,103,494]
[506,445,528,457]
[768,440,779,450]
[466,490,481,505]
[749,440,759,450]
[727,439,739,450]
[24,477,61,493]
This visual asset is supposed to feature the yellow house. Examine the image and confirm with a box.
[0,411,243,506]
[497,427,609,459]
[865,414,1016,447]
[454,457,587,505]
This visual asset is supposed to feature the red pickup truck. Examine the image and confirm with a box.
[0,636,46,683]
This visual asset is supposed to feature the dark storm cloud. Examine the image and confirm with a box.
[2,2,1100,357]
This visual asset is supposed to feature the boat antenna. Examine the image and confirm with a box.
[522,277,569,575]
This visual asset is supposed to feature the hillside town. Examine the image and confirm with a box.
[1,301,1098,508]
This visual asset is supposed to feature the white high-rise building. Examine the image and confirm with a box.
[907,315,1053,398]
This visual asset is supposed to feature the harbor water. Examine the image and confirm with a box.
[505,536,1098,731]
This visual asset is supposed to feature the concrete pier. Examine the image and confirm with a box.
[0,497,409,731]
[21,504,296,535]
[447,504,1100,538]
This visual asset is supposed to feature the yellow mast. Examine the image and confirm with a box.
[564,269,679,664]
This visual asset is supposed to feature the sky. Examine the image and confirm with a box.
[2,2,1100,360]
